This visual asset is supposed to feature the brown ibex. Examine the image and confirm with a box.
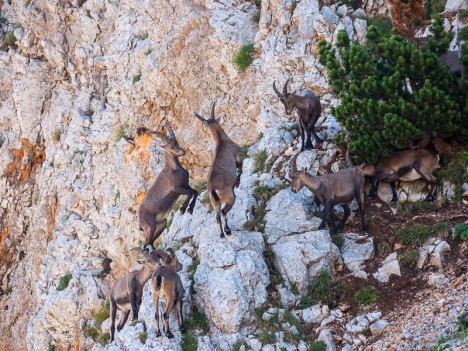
[135,125,198,249]
[150,248,185,339]
[193,101,242,237]
[273,79,322,151]
[109,248,167,342]
[361,149,439,202]
[289,153,367,234]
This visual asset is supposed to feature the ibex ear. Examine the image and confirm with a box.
[216,117,221,124]
[123,136,135,145]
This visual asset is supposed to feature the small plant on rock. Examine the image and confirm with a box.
[457,312,468,332]
[309,340,326,351]
[116,123,128,142]
[57,273,73,291]
[299,270,343,308]
[233,43,254,71]
[253,150,268,173]
[355,287,379,306]
[48,342,56,351]
[400,250,419,267]
[132,73,141,85]
[186,309,210,333]
[138,331,148,344]
[181,334,198,351]
[452,223,468,241]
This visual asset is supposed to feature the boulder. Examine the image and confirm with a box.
[340,233,374,279]
[372,252,401,283]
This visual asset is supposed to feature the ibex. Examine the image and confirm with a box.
[150,248,185,339]
[361,149,439,202]
[273,79,322,151]
[193,101,242,237]
[109,248,167,342]
[289,152,367,234]
[134,125,198,249]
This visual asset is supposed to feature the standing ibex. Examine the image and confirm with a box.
[289,153,367,234]
[193,101,242,238]
[109,248,167,342]
[273,79,322,151]
[361,149,439,202]
[151,248,185,339]
[135,125,198,249]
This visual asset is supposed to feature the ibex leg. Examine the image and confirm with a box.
[110,299,117,342]
[140,212,157,248]
[175,185,197,214]
[337,204,351,232]
[117,309,130,331]
[152,289,161,337]
[414,165,438,202]
[310,119,324,145]
[356,188,368,232]
[162,299,174,339]
[221,190,235,236]
[210,190,224,237]
[299,119,306,152]
[319,203,332,231]
[177,298,186,333]
[149,219,167,249]
[390,182,398,202]
[187,187,199,214]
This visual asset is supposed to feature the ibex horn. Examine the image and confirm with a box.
[290,152,299,175]
[210,100,216,120]
[165,248,176,259]
[162,124,175,140]
[283,78,290,96]
[273,81,282,98]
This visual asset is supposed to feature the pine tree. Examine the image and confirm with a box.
[318,16,467,164]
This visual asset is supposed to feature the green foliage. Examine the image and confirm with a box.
[299,270,343,308]
[459,26,468,41]
[283,310,303,342]
[394,222,447,245]
[135,31,148,40]
[84,325,99,339]
[193,181,207,193]
[355,287,379,306]
[243,183,279,232]
[252,11,261,23]
[181,334,198,351]
[116,123,128,142]
[318,16,466,164]
[452,223,468,241]
[93,301,110,328]
[138,331,148,344]
[98,333,110,345]
[132,74,141,84]
[233,44,254,71]
[459,10,468,20]
[362,16,394,39]
[253,150,268,173]
[279,122,299,133]
[233,341,243,351]
[24,0,31,8]
[57,274,73,291]
[52,129,61,142]
[457,312,468,332]
[239,144,249,161]
[309,340,327,351]
[400,250,420,267]
[397,200,438,216]
[112,190,120,206]
[331,234,345,249]
[48,342,56,351]
[424,0,446,20]
[186,310,210,333]
[258,330,276,345]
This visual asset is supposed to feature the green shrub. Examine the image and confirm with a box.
[135,31,148,40]
[138,331,148,344]
[299,270,343,308]
[361,16,393,38]
[98,333,110,346]
[309,340,327,351]
[233,341,243,351]
[355,287,379,306]
[394,222,447,245]
[258,330,276,345]
[437,151,468,202]
[457,312,468,332]
[48,342,56,351]
[233,44,254,71]
[424,0,446,20]
[239,144,249,161]
[452,223,468,241]
[283,310,303,342]
[253,150,268,173]
[400,250,419,267]
[84,325,99,339]
[458,26,468,41]
[252,11,261,23]
[181,334,198,351]
[318,16,466,164]
[116,123,128,142]
[186,310,209,333]
[132,74,141,84]
[94,302,110,328]
[57,274,73,291]
[459,10,468,20]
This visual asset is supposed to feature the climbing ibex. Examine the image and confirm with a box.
[361,149,439,202]
[193,101,242,237]
[289,153,367,234]
[151,248,185,339]
[109,248,167,342]
[273,79,322,151]
[136,125,198,249]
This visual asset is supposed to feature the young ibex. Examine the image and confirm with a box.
[289,153,367,234]
[109,248,167,342]
[361,149,439,202]
[193,101,242,238]
[273,79,322,151]
[150,248,185,339]
[136,125,198,249]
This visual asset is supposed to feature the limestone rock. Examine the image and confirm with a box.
[372,252,401,283]
[302,304,330,324]
[318,328,337,351]
[370,319,389,335]
[340,233,374,279]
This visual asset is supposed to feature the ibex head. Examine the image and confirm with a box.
[273,79,296,115]
[150,124,186,157]
[131,247,166,269]
[193,100,222,130]
[161,248,183,272]
[288,152,306,193]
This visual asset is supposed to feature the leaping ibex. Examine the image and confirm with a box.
[109,248,167,342]
[151,248,185,339]
[273,79,323,151]
[193,101,242,238]
[289,153,367,234]
[361,149,439,202]
[133,125,198,249]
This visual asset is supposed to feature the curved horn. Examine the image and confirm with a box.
[165,248,176,259]
[131,247,149,256]
[148,130,168,141]
[345,150,354,167]
[162,124,175,140]
[273,81,283,98]
[283,78,290,96]
[193,112,207,124]
[290,152,299,175]
[210,100,216,121]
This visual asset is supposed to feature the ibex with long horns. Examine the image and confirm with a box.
[109,248,167,342]
[289,153,367,234]
[361,149,440,202]
[131,125,198,249]
[193,101,242,238]
[273,79,323,151]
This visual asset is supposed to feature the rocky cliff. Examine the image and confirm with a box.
[1,1,467,351]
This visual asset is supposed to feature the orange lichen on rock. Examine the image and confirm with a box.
[4,139,46,184]
[124,127,156,174]
[136,190,146,204]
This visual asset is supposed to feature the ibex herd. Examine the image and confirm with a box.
[108,82,443,342]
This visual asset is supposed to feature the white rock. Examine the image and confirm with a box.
[430,240,450,270]
[318,328,337,351]
[340,233,374,279]
[336,5,348,17]
[302,304,330,324]
[370,319,389,335]
[372,252,401,283]
[345,315,369,333]
[444,0,468,12]
[247,338,262,351]
[428,273,448,286]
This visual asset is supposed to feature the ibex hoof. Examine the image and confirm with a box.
[166,332,174,339]
[318,224,326,230]
[187,208,193,215]
[129,319,138,326]
[180,326,187,333]
[156,332,161,337]
[225,228,232,236]
[179,207,186,214]
[220,233,225,238]
[362,225,369,232]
